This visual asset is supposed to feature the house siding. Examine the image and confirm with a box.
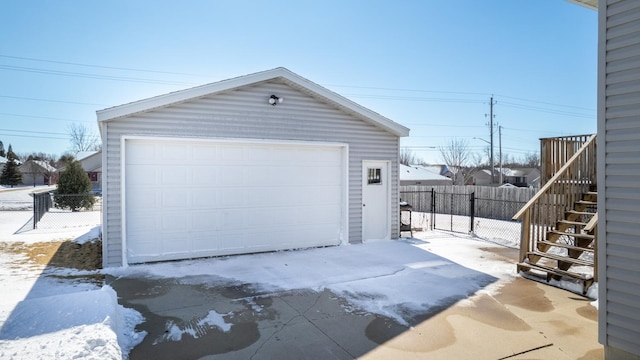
[102,80,401,267]
[600,0,640,358]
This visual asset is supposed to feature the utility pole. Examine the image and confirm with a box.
[499,125,503,185]
[489,96,496,184]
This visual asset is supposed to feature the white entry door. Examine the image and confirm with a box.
[362,160,390,241]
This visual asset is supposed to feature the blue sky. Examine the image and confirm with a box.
[0,1,597,164]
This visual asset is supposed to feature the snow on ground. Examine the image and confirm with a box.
[0,185,54,211]
[0,210,145,360]
[0,209,598,359]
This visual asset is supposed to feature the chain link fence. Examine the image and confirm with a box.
[33,192,102,230]
[400,185,530,247]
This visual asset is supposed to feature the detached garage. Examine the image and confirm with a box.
[97,67,409,267]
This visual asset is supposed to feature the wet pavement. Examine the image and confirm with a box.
[109,275,602,360]
[108,243,603,360]
[109,275,410,360]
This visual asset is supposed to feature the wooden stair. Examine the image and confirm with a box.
[517,190,597,295]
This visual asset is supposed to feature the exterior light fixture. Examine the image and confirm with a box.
[268,94,283,106]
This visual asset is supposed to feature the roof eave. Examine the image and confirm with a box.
[96,67,410,138]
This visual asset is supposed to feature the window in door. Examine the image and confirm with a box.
[367,168,382,185]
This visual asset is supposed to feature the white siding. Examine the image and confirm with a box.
[600,0,640,357]
[102,79,401,266]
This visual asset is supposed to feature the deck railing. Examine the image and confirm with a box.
[540,134,593,186]
[513,134,597,266]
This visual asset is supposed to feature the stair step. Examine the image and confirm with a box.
[537,240,594,252]
[577,200,597,206]
[518,261,593,281]
[528,251,594,266]
[585,191,598,197]
[558,220,588,226]
[566,210,596,217]
[548,230,595,240]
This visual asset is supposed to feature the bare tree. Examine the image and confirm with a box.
[399,148,422,166]
[521,152,540,168]
[68,123,100,153]
[439,139,473,185]
[463,153,485,185]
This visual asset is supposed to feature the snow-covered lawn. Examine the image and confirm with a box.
[0,210,144,359]
[0,208,598,359]
[0,185,55,211]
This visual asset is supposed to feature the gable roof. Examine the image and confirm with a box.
[96,67,410,137]
[75,151,100,161]
[400,164,453,182]
[18,159,57,172]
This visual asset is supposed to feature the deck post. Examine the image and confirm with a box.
[519,208,531,264]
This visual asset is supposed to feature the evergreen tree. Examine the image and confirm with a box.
[54,160,95,211]
[0,144,22,187]
[0,158,22,187]
[6,145,17,161]
[0,141,5,158]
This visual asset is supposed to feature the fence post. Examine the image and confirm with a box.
[430,188,436,230]
[469,192,475,234]
[33,193,37,229]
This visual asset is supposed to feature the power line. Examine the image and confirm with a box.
[496,94,595,111]
[0,64,195,86]
[0,128,67,136]
[0,95,108,106]
[0,54,198,76]
[0,132,68,140]
[326,84,491,97]
[343,93,485,104]
[0,112,92,123]
[499,101,595,119]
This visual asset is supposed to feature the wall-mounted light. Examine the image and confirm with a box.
[268,94,283,106]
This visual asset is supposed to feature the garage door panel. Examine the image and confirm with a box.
[162,143,188,161]
[127,142,159,164]
[192,190,218,209]
[127,165,158,187]
[246,146,272,162]
[192,166,217,185]
[128,189,158,210]
[217,166,246,187]
[216,145,245,164]
[192,211,219,230]
[161,165,189,186]
[217,188,247,208]
[125,139,345,264]
[161,190,189,208]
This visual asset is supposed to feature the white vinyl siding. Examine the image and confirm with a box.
[599,0,640,357]
[102,79,401,266]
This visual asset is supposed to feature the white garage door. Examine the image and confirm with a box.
[124,138,346,264]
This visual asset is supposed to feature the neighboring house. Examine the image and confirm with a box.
[471,167,540,187]
[399,164,453,186]
[421,165,454,179]
[471,169,495,186]
[76,151,102,191]
[598,1,640,358]
[503,168,540,187]
[18,159,57,186]
[96,67,410,267]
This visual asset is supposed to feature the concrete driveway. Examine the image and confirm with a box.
[108,238,602,360]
